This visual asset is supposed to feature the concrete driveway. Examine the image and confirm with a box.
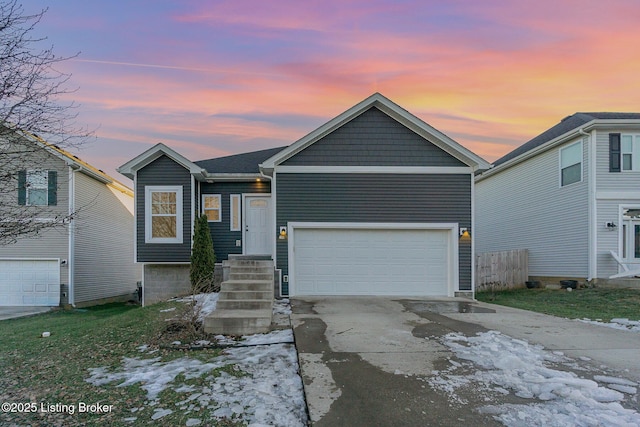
[291,297,640,426]
[0,306,52,321]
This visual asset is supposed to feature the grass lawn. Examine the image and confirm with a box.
[476,287,640,322]
[0,301,240,427]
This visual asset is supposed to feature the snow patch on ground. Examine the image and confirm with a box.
[172,293,219,322]
[86,326,306,425]
[428,330,640,426]
[578,317,640,333]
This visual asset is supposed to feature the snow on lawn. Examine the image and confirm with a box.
[578,317,640,333]
[86,296,307,426]
[428,330,640,426]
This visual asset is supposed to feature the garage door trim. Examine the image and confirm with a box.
[287,222,459,297]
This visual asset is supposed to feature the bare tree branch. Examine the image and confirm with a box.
[0,1,93,244]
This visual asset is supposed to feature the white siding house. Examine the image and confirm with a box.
[476,113,640,285]
[0,129,141,307]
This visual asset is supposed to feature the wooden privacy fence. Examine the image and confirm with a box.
[475,249,528,291]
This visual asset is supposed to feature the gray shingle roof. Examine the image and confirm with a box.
[194,146,288,173]
[493,112,640,167]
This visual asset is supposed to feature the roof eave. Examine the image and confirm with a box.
[203,173,268,183]
[117,143,206,180]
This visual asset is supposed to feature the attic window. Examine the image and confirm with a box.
[560,141,582,187]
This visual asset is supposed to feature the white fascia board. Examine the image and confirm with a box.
[476,122,596,182]
[203,173,267,182]
[117,143,206,180]
[275,166,472,174]
[260,93,490,171]
[477,119,640,182]
[288,221,458,230]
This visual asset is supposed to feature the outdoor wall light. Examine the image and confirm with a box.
[279,226,287,239]
[459,228,470,238]
[605,222,617,230]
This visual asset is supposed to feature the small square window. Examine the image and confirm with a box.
[203,195,221,222]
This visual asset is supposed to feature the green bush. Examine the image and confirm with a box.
[190,214,216,292]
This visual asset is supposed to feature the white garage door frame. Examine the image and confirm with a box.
[287,222,460,297]
[0,258,61,306]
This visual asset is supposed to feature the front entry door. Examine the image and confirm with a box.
[244,196,272,255]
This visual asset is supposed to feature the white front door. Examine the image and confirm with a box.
[244,196,272,255]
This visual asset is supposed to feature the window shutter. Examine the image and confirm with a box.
[48,171,57,206]
[610,133,621,172]
[17,170,26,205]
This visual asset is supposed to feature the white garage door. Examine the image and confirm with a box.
[0,260,60,306]
[292,227,452,296]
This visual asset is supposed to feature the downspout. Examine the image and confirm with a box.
[579,127,596,282]
[67,166,75,307]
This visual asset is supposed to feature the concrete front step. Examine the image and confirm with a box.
[204,309,272,335]
[228,260,274,268]
[217,299,273,310]
[220,279,272,292]
[229,272,273,281]
[219,290,272,300]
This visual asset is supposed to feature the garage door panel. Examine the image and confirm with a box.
[292,227,451,296]
[0,260,60,306]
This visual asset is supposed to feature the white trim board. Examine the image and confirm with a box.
[286,222,459,297]
[275,166,472,174]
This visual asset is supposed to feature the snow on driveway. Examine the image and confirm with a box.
[428,330,640,426]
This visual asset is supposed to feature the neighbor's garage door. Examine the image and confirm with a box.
[0,260,60,306]
[292,227,451,296]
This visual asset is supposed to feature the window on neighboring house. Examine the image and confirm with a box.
[202,194,221,222]
[560,141,582,186]
[18,170,57,206]
[610,133,640,172]
[230,194,241,231]
[621,135,640,171]
[145,186,183,243]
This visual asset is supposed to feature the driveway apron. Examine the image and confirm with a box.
[291,297,501,426]
[291,296,640,426]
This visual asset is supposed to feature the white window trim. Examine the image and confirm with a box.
[559,140,583,187]
[202,194,222,222]
[145,185,183,244]
[230,194,241,231]
[620,134,640,172]
[26,170,48,206]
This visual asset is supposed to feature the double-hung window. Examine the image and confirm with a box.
[560,141,582,187]
[621,135,640,171]
[145,186,183,243]
[202,195,222,222]
[17,170,57,206]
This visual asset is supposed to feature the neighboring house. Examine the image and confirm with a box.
[0,128,141,307]
[119,93,490,305]
[475,112,640,285]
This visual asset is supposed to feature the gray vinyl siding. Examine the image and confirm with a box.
[476,137,589,277]
[596,129,640,191]
[276,173,472,294]
[199,180,271,260]
[136,155,192,262]
[282,107,466,167]
[0,154,70,286]
[73,172,141,304]
[595,129,640,277]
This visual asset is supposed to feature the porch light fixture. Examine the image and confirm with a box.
[459,228,470,238]
[605,222,617,230]
[279,226,287,240]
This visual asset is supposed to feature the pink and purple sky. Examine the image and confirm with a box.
[30,0,640,180]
